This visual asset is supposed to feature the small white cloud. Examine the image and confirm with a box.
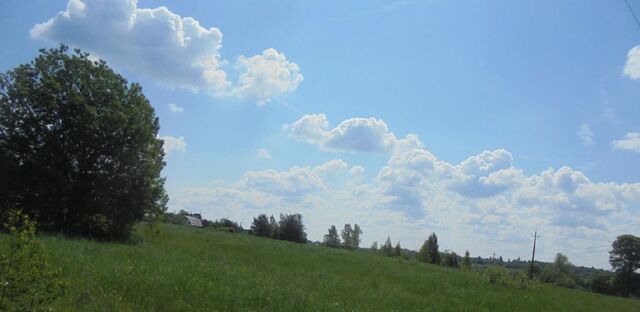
[577,124,595,147]
[31,0,302,104]
[168,103,184,113]
[285,114,400,152]
[624,45,640,80]
[612,132,640,153]
[160,135,186,155]
[256,148,272,160]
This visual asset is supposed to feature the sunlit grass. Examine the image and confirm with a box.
[1,223,637,311]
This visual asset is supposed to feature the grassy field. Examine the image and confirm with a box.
[1,223,638,311]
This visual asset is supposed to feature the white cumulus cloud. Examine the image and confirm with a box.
[286,114,404,152]
[612,132,640,153]
[159,135,186,155]
[31,0,302,104]
[624,45,640,80]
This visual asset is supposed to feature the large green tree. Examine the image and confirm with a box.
[0,46,167,240]
[610,234,640,296]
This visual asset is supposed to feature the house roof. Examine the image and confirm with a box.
[185,215,203,227]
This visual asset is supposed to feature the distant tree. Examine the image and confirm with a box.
[537,253,578,288]
[323,225,341,247]
[371,241,378,252]
[250,214,272,237]
[381,236,393,257]
[553,253,572,275]
[352,224,363,249]
[443,251,459,268]
[610,235,640,296]
[216,218,243,232]
[341,224,353,249]
[276,213,307,243]
[590,272,615,295]
[269,215,278,238]
[394,242,402,257]
[462,250,472,269]
[0,45,167,240]
[417,233,440,264]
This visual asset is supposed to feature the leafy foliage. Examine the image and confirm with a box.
[0,210,67,311]
[0,46,167,240]
[610,235,640,296]
[483,266,532,290]
[417,233,440,264]
[322,225,340,247]
[340,224,362,250]
[443,251,459,268]
[251,214,273,237]
[276,213,307,243]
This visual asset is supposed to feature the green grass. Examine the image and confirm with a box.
[2,223,638,311]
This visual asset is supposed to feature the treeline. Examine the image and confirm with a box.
[249,213,307,243]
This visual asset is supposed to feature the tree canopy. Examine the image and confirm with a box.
[417,233,440,264]
[0,46,167,240]
[323,225,341,247]
[610,235,640,296]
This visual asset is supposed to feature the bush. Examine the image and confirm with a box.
[483,266,531,289]
[0,210,67,311]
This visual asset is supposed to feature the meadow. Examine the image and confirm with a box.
[2,223,638,311]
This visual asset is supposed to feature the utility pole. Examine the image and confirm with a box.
[529,230,538,279]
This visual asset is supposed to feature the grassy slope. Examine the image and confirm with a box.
[2,223,638,311]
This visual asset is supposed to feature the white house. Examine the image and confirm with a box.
[185,215,203,228]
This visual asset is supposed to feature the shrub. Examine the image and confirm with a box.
[0,210,67,311]
[483,266,531,289]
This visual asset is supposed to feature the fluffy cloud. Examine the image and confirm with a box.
[239,159,351,200]
[230,49,303,106]
[612,132,640,153]
[31,0,302,104]
[159,135,186,155]
[577,124,595,147]
[624,45,640,80]
[168,103,184,113]
[286,114,402,152]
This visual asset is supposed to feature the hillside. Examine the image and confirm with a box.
[2,223,638,311]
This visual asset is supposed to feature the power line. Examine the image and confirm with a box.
[624,0,640,30]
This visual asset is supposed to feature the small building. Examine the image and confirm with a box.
[185,215,203,228]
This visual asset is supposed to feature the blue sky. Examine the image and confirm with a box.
[2,0,640,268]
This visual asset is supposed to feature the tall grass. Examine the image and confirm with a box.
[1,223,638,311]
